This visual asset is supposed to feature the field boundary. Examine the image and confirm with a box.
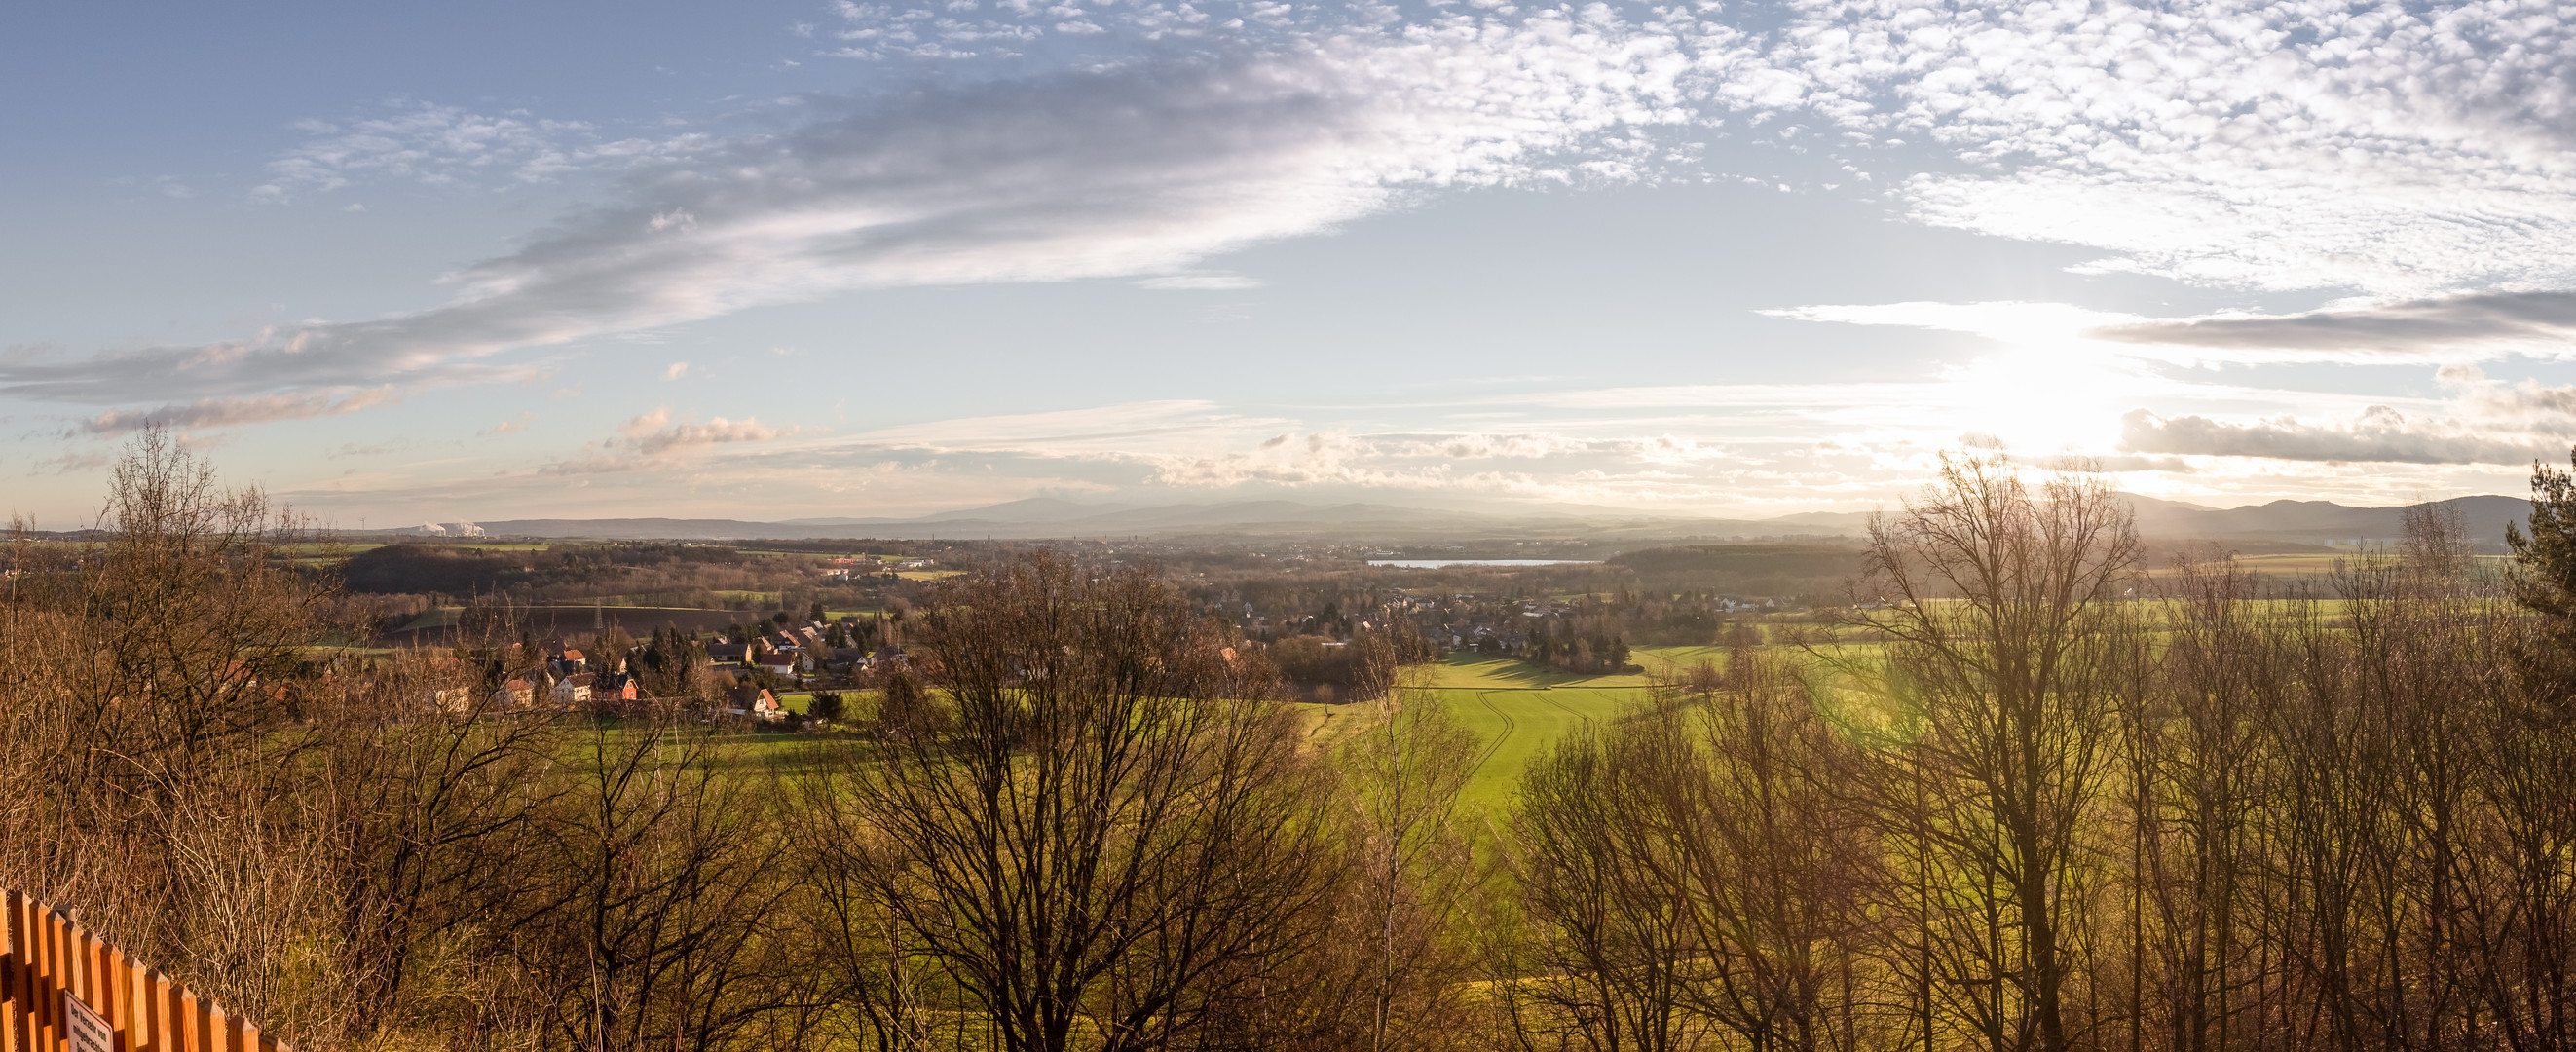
[0,889,288,1052]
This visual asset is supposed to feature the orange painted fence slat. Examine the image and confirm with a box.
[0,889,288,1052]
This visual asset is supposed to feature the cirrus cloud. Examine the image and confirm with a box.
[2119,406,2557,466]
[2089,291,2576,361]
[4,18,1719,413]
[1781,0,2576,294]
[76,387,396,435]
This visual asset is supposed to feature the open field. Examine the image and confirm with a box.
[1370,653,1677,810]
[1288,681,1639,813]
[1435,686,1642,811]
[2142,551,2516,578]
[1631,643,1732,674]
[1415,649,1655,689]
[1414,644,1925,810]
[769,689,884,717]
[376,604,757,646]
[277,541,391,568]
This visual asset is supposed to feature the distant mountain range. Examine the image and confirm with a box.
[372,492,2539,546]
[2122,493,2534,545]
[395,501,1532,541]
[1740,494,2538,546]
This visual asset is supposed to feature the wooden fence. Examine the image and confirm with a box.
[0,890,287,1052]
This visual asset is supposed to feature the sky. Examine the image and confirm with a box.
[8,0,2576,529]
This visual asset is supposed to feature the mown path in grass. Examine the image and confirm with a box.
[1433,685,1647,813]
[1383,650,1654,812]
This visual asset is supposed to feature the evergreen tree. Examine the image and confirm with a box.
[2508,446,2576,629]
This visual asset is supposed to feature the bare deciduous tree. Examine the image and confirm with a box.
[1339,683,1481,1052]
[823,554,1342,1052]
[1848,455,2141,1052]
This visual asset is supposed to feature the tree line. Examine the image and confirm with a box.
[9,433,2576,1052]
[1498,456,2576,1052]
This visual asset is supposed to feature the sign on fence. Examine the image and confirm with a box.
[59,996,107,1052]
[0,888,288,1052]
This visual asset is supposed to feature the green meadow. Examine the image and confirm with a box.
[1390,642,1900,812]
[1430,685,1640,811]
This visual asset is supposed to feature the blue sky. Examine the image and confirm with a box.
[8,0,2576,528]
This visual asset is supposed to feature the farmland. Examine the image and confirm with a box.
[1428,685,1639,811]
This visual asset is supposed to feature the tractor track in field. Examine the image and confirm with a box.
[1472,691,1518,776]
[1538,692,1591,723]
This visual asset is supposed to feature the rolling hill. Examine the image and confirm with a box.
[354,494,2534,545]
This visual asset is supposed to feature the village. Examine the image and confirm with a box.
[469,614,906,725]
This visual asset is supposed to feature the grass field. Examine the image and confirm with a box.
[1415,650,1656,689]
[1631,644,1733,675]
[279,541,391,568]
[1404,644,1916,811]
[392,608,463,633]
[2143,552,2514,578]
[768,689,885,716]
[1433,685,1643,811]
[1347,650,1655,811]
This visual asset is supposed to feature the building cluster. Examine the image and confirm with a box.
[706,618,901,680]
[488,645,640,711]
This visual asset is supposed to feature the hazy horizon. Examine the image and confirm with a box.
[11,0,2576,529]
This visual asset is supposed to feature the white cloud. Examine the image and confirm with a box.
[840,400,1284,454]
[13,21,1718,410]
[480,412,536,437]
[1762,301,2151,351]
[625,412,800,456]
[253,103,712,200]
[76,387,395,434]
[25,0,2576,523]
[2119,406,2557,466]
[1770,294,2576,367]
[541,407,809,473]
[1773,0,2576,294]
[2087,291,2576,362]
[792,400,1819,504]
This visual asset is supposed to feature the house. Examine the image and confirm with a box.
[707,642,753,665]
[754,641,801,677]
[727,683,780,719]
[552,672,594,707]
[591,671,640,705]
[492,678,535,709]
[551,648,587,675]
